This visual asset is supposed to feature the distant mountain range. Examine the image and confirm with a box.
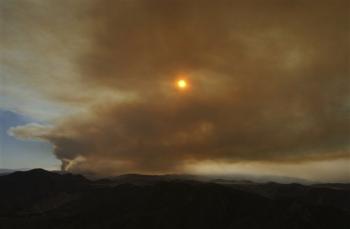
[0,168,26,175]
[0,169,349,229]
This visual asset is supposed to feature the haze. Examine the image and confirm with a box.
[1,0,349,182]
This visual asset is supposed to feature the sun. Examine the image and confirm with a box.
[177,79,188,89]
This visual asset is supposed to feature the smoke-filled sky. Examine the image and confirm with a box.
[1,0,349,181]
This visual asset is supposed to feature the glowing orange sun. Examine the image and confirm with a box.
[176,79,188,90]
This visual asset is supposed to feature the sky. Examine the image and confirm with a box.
[1,0,349,182]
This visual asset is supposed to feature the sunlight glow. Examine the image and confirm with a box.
[177,79,188,89]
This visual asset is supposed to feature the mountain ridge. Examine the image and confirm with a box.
[0,169,349,229]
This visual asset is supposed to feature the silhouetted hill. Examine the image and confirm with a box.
[0,169,18,176]
[0,169,89,217]
[0,168,88,192]
[0,169,349,229]
[108,173,200,185]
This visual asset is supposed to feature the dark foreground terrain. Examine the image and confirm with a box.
[0,169,349,229]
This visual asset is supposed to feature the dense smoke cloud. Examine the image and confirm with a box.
[6,0,350,175]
